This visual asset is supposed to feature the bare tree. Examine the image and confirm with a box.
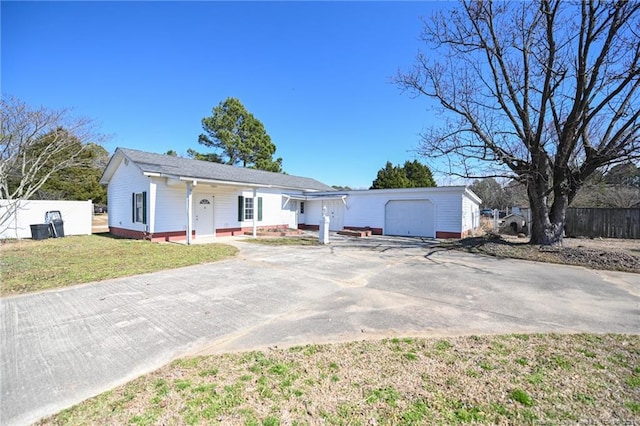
[397,0,640,245]
[600,185,640,208]
[0,97,103,237]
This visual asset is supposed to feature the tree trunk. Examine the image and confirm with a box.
[527,182,567,246]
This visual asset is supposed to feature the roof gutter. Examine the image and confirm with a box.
[142,172,330,191]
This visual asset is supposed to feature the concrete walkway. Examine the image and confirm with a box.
[1,235,639,425]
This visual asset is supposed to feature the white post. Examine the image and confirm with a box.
[186,183,193,245]
[319,206,330,244]
[252,188,257,238]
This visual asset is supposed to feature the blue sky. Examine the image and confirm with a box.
[2,1,451,189]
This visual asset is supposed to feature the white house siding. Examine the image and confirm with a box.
[210,187,238,232]
[344,196,383,230]
[107,159,151,235]
[152,179,188,233]
[461,193,481,236]
[302,200,323,229]
[431,191,463,238]
[0,200,93,239]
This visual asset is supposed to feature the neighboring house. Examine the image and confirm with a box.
[100,148,481,243]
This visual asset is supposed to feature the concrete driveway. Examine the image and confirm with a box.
[2,234,639,425]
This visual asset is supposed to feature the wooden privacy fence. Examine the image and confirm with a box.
[565,208,640,239]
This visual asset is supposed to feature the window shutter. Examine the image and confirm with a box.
[142,191,147,224]
[132,193,136,222]
[238,196,244,221]
[257,197,263,221]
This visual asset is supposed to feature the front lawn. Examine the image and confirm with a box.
[37,333,640,425]
[0,235,238,296]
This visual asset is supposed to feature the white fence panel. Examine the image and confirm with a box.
[0,200,93,239]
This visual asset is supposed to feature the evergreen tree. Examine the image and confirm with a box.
[371,161,436,189]
[403,160,436,187]
[469,178,508,210]
[197,97,283,172]
[186,148,222,163]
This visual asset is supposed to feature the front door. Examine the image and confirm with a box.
[194,196,215,237]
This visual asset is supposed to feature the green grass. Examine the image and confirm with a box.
[0,235,238,295]
[510,388,534,406]
[36,334,640,425]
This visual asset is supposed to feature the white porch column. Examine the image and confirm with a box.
[252,188,257,238]
[186,182,194,245]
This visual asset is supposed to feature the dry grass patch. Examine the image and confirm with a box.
[38,334,640,425]
[245,236,320,246]
[0,235,238,296]
[437,233,640,273]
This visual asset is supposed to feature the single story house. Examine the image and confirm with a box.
[100,148,481,243]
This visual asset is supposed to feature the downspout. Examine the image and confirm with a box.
[252,188,257,238]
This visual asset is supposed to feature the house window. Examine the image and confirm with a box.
[132,191,147,224]
[238,195,263,222]
[245,197,254,220]
[300,202,305,214]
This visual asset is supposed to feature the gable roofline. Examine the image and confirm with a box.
[100,147,334,192]
[301,186,482,205]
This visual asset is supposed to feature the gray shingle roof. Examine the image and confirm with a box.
[116,148,334,191]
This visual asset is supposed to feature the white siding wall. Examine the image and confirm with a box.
[432,192,463,234]
[153,179,187,232]
[211,187,238,230]
[0,200,93,239]
[107,159,150,232]
[304,200,324,227]
[344,195,384,227]
[461,193,481,234]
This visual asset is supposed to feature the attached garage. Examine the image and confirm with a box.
[385,199,434,237]
[301,186,481,239]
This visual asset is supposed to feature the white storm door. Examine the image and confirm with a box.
[327,200,344,231]
[288,200,298,229]
[194,196,215,237]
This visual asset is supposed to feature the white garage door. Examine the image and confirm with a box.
[385,200,434,237]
